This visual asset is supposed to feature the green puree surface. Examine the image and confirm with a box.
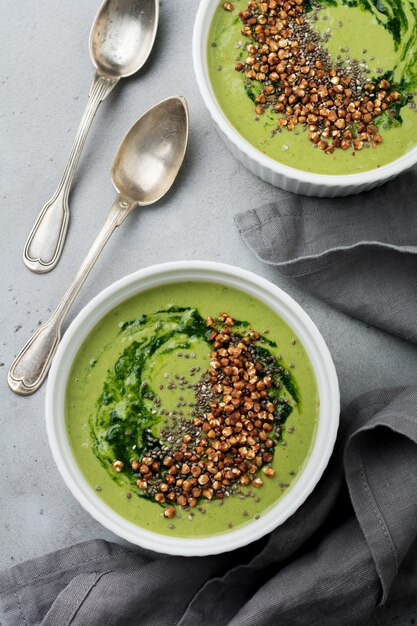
[208,0,417,175]
[66,282,318,538]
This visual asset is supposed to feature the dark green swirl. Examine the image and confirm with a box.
[89,307,298,488]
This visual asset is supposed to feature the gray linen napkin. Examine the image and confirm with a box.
[235,167,417,344]
[2,169,417,626]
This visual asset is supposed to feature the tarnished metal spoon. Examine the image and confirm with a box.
[9,96,188,395]
[24,0,159,274]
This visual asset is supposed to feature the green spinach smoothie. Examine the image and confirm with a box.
[66,282,318,538]
[208,0,417,174]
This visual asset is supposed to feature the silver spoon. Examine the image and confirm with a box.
[23,0,159,274]
[9,96,189,396]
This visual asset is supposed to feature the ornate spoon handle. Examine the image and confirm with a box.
[23,72,118,274]
[9,197,135,395]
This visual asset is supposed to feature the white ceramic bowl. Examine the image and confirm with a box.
[193,0,417,197]
[46,261,339,556]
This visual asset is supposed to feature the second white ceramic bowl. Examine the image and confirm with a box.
[193,0,417,197]
[46,261,339,556]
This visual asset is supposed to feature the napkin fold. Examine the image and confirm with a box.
[2,168,417,626]
[235,167,417,343]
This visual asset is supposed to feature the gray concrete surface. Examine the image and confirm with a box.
[1,0,417,620]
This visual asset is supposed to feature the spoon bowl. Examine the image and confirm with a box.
[91,0,159,78]
[112,96,189,204]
